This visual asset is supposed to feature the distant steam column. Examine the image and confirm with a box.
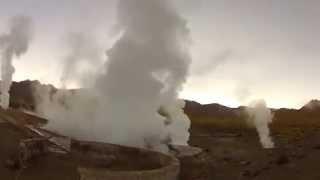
[0,15,33,109]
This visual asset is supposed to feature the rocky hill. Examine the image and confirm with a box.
[5,80,320,132]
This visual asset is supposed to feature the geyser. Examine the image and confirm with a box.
[36,0,191,152]
[0,15,33,109]
[246,99,275,149]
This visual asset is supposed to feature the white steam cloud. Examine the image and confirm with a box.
[36,0,191,152]
[234,83,252,104]
[193,49,233,76]
[0,15,33,109]
[60,32,104,88]
[246,99,275,149]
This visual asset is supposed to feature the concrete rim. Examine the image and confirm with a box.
[75,141,180,179]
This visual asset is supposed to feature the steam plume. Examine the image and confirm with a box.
[36,0,191,152]
[246,99,274,149]
[60,32,104,88]
[193,49,233,76]
[0,15,33,109]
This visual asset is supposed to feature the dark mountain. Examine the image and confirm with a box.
[5,80,320,131]
[184,100,242,119]
[8,80,56,110]
[300,99,320,111]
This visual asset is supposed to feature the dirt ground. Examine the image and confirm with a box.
[0,123,80,180]
[189,124,320,180]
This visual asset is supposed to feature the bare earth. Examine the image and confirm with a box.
[190,124,320,180]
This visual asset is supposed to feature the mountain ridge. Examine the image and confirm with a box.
[6,80,320,122]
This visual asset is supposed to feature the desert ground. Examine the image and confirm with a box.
[186,100,320,180]
[190,125,320,180]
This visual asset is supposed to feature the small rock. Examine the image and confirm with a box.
[222,156,232,162]
[290,151,305,159]
[261,165,271,171]
[276,154,290,165]
[240,169,260,178]
[240,170,251,177]
[240,160,251,166]
[313,144,320,150]
[203,148,210,153]
[3,159,20,170]
[251,170,261,177]
[287,163,297,169]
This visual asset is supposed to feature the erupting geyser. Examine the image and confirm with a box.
[0,15,33,109]
[36,0,191,152]
[246,99,275,149]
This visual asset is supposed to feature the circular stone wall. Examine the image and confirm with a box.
[72,141,180,180]
[171,145,213,180]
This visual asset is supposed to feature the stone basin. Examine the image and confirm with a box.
[72,141,180,180]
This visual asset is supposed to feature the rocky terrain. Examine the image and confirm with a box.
[1,80,320,179]
[185,100,320,179]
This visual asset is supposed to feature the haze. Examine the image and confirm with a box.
[1,0,319,109]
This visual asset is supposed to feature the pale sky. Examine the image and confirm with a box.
[1,0,320,109]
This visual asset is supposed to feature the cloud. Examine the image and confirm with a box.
[192,49,233,76]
